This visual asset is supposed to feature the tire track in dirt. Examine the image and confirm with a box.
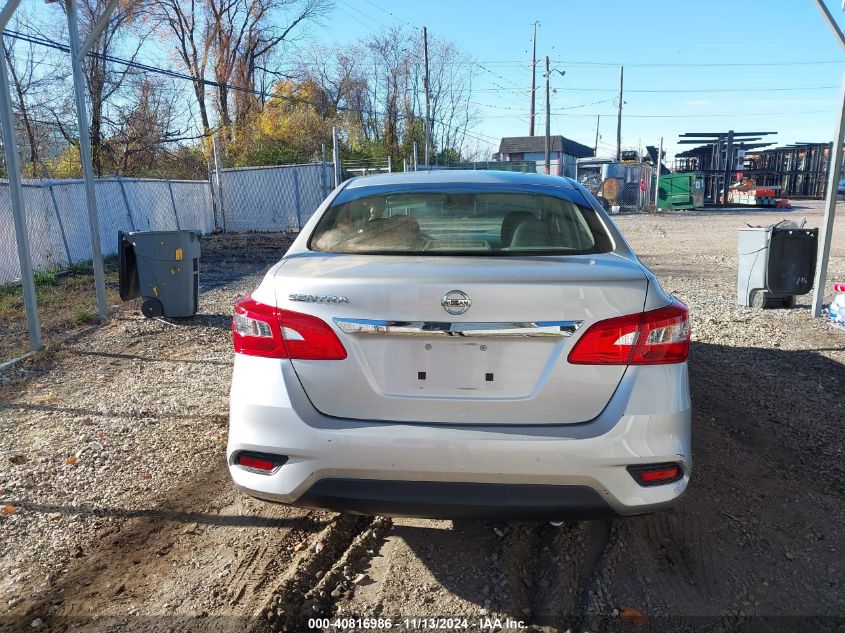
[253,515,392,632]
[3,467,329,633]
[280,518,614,632]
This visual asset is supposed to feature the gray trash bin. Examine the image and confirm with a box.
[119,230,200,318]
[737,222,817,309]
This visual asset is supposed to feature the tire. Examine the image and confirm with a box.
[141,298,164,318]
[750,290,767,309]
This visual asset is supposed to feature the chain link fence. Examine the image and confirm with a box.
[0,178,214,285]
[217,163,332,233]
[1,163,335,285]
[0,161,335,362]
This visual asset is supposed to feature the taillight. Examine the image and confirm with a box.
[568,300,690,365]
[234,451,287,474]
[232,295,347,360]
[233,296,287,358]
[627,463,684,486]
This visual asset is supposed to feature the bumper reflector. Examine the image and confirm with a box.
[235,451,287,474]
[627,463,684,487]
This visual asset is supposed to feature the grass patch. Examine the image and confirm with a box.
[71,309,97,326]
[67,260,93,275]
[0,263,122,361]
[33,270,59,286]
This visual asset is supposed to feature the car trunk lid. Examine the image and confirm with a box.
[275,253,647,425]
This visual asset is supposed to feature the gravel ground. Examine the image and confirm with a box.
[1,204,844,633]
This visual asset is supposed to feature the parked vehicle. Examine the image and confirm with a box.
[576,157,654,212]
[227,170,691,520]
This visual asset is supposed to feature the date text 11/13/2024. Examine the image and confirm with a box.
[307,617,528,630]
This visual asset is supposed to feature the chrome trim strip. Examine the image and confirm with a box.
[332,318,583,338]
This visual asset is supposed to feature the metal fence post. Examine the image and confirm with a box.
[321,145,331,197]
[387,155,392,173]
[117,177,136,230]
[212,136,227,232]
[332,126,341,187]
[206,154,218,230]
[812,70,845,317]
[166,179,181,230]
[413,142,419,171]
[47,184,73,265]
[653,137,663,210]
[0,0,41,350]
[67,0,114,321]
[293,169,302,230]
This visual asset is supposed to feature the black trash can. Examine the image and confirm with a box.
[119,230,201,318]
[737,222,817,309]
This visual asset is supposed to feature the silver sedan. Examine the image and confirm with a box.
[227,170,691,520]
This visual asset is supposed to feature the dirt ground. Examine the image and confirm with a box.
[1,205,844,633]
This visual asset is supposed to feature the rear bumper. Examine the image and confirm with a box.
[227,356,692,518]
[285,479,639,520]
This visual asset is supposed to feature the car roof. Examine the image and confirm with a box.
[343,169,577,190]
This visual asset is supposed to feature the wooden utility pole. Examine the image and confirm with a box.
[423,26,431,166]
[529,21,538,136]
[594,115,600,154]
[616,66,624,160]
[544,56,551,174]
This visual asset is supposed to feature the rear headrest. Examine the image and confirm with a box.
[500,211,535,246]
[509,219,551,248]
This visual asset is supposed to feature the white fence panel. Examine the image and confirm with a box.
[95,180,134,256]
[50,182,91,264]
[221,163,330,232]
[0,178,214,285]
[171,181,214,234]
[0,165,328,285]
[120,179,180,232]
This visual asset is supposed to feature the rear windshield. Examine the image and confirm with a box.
[309,191,612,255]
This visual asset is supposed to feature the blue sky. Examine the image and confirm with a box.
[315,0,845,160]
[23,0,845,161]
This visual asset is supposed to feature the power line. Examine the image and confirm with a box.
[480,109,835,119]
[435,58,845,68]
[2,28,494,149]
[473,97,615,111]
[414,84,841,95]
[629,85,839,93]
[333,3,383,34]
[335,0,393,33]
[551,59,845,68]
[475,62,523,90]
[359,0,417,29]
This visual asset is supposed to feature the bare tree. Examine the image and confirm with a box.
[2,11,71,177]
[301,44,365,117]
[105,77,201,175]
[61,0,148,176]
[151,0,216,135]
[208,0,329,137]
[362,26,414,157]
[418,33,477,161]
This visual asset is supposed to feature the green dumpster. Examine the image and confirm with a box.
[657,172,704,210]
